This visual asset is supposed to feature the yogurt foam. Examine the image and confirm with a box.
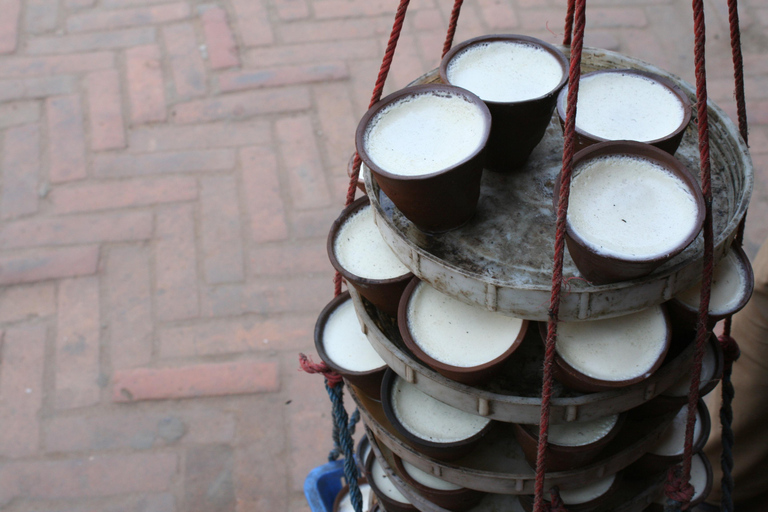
[548,414,619,447]
[664,342,716,397]
[446,41,564,103]
[568,155,699,260]
[337,483,372,512]
[675,248,748,314]
[371,456,410,504]
[323,299,386,372]
[364,91,486,177]
[557,474,615,505]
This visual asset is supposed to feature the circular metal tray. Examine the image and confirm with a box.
[367,429,665,512]
[350,385,676,495]
[351,288,699,424]
[366,47,752,321]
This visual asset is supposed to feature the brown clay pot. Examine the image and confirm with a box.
[364,452,418,512]
[556,69,692,155]
[327,196,413,316]
[315,292,387,400]
[398,277,528,386]
[554,141,705,284]
[518,473,623,512]
[512,414,625,472]
[391,454,484,512]
[439,34,569,172]
[355,84,491,233]
[380,369,493,462]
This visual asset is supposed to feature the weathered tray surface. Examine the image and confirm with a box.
[350,386,676,495]
[368,430,665,512]
[350,288,700,425]
[366,47,752,321]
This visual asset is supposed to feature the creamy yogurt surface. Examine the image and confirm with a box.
[571,72,686,142]
[364,91,486,177]
[402,460,462,491]
[446,41,564,103]
[651,404,702,456]
[391,377,491,443]
[568,155,699,260]
[548,414,619,447]
[337,483,372,512]
[675,248,748,314]
[334,205,410,280]
[557,474,615,505]
[371,456,410,504]
[664,342,716,396]
[556,305,667,381]
[407,282,524,367]
[323,299,386,372]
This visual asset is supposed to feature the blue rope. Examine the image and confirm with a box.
[325,381,363,512]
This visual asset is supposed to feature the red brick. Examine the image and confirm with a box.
[291,207,340,239]
[50,176,197,214]
[314,83,358,170]
[155,204,199,321]
[241,277,330,314]
[162,23,207,99]
[0,246,99,286]
[199,6,240,69]
[275,16,394,44]
[385,33,428,91]
[105,246,153,369]
[55,277,100,410]
[45,407,236,453]
[314,0,430,19]
[112,361,280,402]
[26,27,156,54]
[218,62,348,92]
[240,146,289,243]
[93,149,235,176]
[159,315,313,357]
[200,176,244,284]
[230,0,273,47]
[411,8,444,30]
[0,53,114,78]
[1,124,40,219]
[0,100,41,129]
[0,453,177,503]
[0,0,21,54]
[416,30,446,70]
[85,70,126,151]
[67,3,191,32]
[66,0,95,8]
[0,283,56,322]
[274,0,309,20]
[104,0,181,6]
[276,116,332,210]
[126,44,167,124]
[0,325,45,457]
[0,212,153,249]
[589,7,648,27]
[17,494,176,512]
[183,445,235,512]
[199,284,244,317]
[749,100,768,125]
[171,86,310,124]
[47,94,87,183]
[129,120,270,151]
[244,40,380,67]
[0,76,75,102]
[476,0,519,30]
[24,0,58,34]
[347,58,383,114]
[249,241,330,276]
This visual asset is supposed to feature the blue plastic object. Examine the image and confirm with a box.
[304,460,345,512]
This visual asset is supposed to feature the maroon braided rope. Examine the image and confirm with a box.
[442,0,465,58]
[666,0,714,507]
[533,1,586,511]
[563,0,576,46]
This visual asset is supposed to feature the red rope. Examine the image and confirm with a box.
[534,2,586,511]
[727,0,749,145]
[299,353,343,387]
[442,0,465,58]
[548,487,568,512]
[563,0,576,46]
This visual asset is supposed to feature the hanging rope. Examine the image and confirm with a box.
[562,0,576,46]
[534,1,586,511]
[665,0,715,509]
[442,0,465,58]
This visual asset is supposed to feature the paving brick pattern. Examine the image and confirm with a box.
[0,0,764,510]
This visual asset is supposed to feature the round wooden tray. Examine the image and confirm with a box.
[367,429,665,512]
[350,288,718,425]
[349,384,677,495]
[366,46,752,322]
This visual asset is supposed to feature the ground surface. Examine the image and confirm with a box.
[0,0,765,510]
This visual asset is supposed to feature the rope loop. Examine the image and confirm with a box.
[664,465,695,510]
[298,353,344,388]
[548,487,569,512]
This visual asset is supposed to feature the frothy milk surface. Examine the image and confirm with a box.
[334,205,410,280]
[407,282,524,367]
[371,456,410,504]
[323,299,386,372]
[548,414,619,447]
[571,72,685,141]
[556,306,667,381]
[338,483,372,512]
[557,474,615,505]
[364,92,486,177]
[651,405,702,456]
[391,377,491,443]
[402,460,462,491]
[446,41,564,103]
[568,155,699,260]
[675,248,747,314]
[665,342,716,396]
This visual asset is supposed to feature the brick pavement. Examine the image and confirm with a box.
[0,0,764,511]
